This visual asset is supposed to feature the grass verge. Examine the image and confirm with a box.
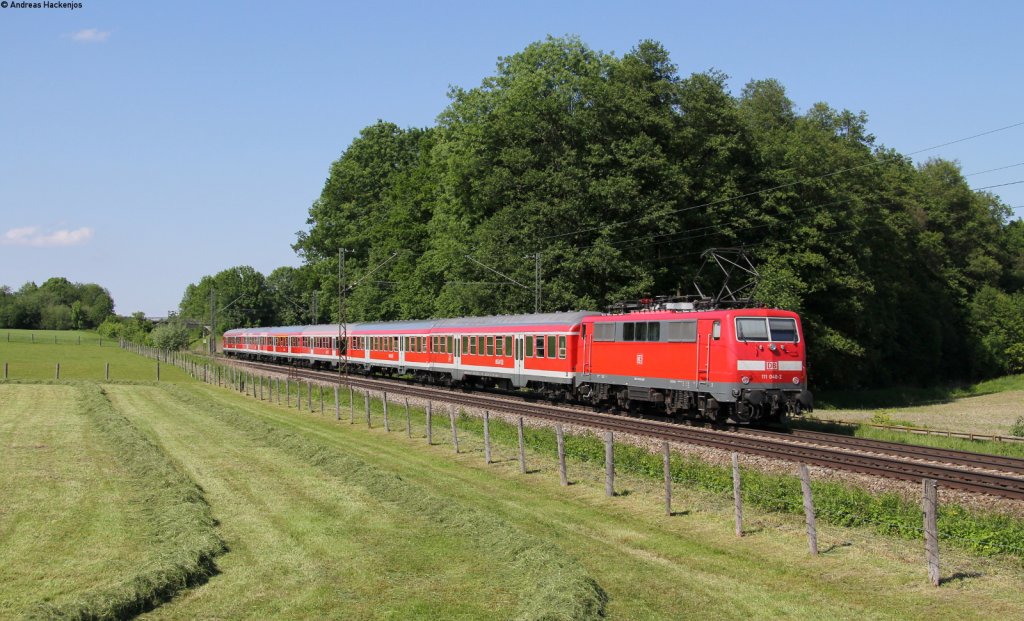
[817,374,1024,409]
[454,413,1024,560]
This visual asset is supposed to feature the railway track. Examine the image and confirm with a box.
[228,358,1024,501]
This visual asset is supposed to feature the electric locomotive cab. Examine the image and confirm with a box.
[727,311,813,422]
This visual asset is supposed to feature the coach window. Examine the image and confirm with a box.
[546,335,556,358]
[623,323,635,342]
[535,335,545,358]
[482,336,490,356]
[712,321,721,340]
[648,322,660,341]
[446,336,453,354]
[504,336,513,356]
[495,336,503,356]
[558,335,566,359]
[525,335,534,357]
[462,336,468,354]
[635,322,648,342]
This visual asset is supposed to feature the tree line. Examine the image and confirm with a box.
[0,277,114,330]
[178,37,1024,390]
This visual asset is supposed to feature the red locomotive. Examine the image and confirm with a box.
[223,305,812,424]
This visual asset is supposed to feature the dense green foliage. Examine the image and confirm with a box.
[181,37,1023,389]
[97,312,155,344]
[0,277,114,330]
[179,265,279,333]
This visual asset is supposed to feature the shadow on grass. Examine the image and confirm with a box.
[816,386,957,410]
[939,572,983,586]
[820,541,852,554]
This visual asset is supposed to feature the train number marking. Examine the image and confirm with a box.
[636,354,644,365]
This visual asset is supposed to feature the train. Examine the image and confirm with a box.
[223,305,813,424]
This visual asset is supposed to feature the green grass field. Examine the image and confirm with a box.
[3,337,1024,619]
[0,329,188,382]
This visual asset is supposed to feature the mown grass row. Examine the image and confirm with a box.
[453,413,1024,560]
[24,382,225,621]
[162,384,608,621]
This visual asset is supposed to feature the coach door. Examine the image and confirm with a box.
[514,335,525,387]
[697,320,720,385]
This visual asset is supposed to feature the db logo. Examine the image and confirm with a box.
[1,3,8,8]
[766,361,779,370]
[636,354,644,365]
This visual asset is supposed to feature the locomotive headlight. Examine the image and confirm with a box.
[769,343,777,352]
[792,377,801,385]
[741,375,751,385]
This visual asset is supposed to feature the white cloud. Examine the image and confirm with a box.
[70,28,110,43]
[2,226,94,247]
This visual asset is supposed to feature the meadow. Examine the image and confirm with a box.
[2,333,1024,620]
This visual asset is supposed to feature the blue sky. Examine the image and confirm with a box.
[1,0,1022,316]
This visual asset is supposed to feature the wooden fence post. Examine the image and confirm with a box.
[556,423,567,486]
[517,417,526,474]
[383,392,390,432]
[349,387,354,424]
[484,411,493,464]
[259,376,264,401]
[426,401,433,444]
[449,407,459,453]
[663,442,672,516]
[286,379,291,406]
[334,385,340,421]
[308,382,313,413]
[405,398,411,438]
[923,478,940,586]
[156,361,160,382]
[55,363,60,379]
[320,385,324,415]
[365,392,371,427]
[605,431,615,497]
[4,362,7,379]
[798,464,818,555]
[732,452,743,537]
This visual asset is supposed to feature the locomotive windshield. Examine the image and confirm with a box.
[736,317,799,342]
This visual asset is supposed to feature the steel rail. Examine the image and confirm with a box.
[741,428,1024,476]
